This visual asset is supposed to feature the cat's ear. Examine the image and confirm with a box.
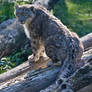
[30,6,35,12]
[15,4,19,9]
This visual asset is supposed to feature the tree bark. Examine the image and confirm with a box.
[0,49,92,92]
[68,60,92,92]
[0,66,60,92]
[40,57,92,92]
[0,57,49,83]
[80,33,92,51]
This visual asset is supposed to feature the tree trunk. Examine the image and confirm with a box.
[80,33,92,51]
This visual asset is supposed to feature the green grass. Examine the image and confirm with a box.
[53,0,92,37]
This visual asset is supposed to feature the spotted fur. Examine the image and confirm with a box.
[15,4,84,91]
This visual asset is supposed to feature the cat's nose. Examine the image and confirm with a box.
[19,20,25,24]
[20,21,25,24]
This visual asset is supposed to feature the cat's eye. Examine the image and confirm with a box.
[22,13,27,17]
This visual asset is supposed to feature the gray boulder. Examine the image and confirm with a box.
[0,19,30,58]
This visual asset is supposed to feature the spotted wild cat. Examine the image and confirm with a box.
[15,4,84,92]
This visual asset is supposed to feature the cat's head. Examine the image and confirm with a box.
[14,4,36,24]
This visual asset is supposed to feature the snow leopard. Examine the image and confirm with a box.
[15,4,84,92]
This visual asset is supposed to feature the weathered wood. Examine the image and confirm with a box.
[0,57,49,83]
[78,84,92,92]
[0,66,60,92]
[0,61,30,83]
[68,60,92,92]
[39,49,92,92]
[1,49,92,92]
[40,58,92,92]
[81,33,92,51]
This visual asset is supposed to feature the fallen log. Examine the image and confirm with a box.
[0,57,50,83]
[68,60,92,92]
[40,57,92,92]
[81,33,92,51]
[0,48,92,92]
[0,66,60,92]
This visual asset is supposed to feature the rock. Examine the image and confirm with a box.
[0,18,30,58]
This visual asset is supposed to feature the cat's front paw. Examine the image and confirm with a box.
[46,61,53,67]
[28,54,34,62]
[28,54,40,64]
